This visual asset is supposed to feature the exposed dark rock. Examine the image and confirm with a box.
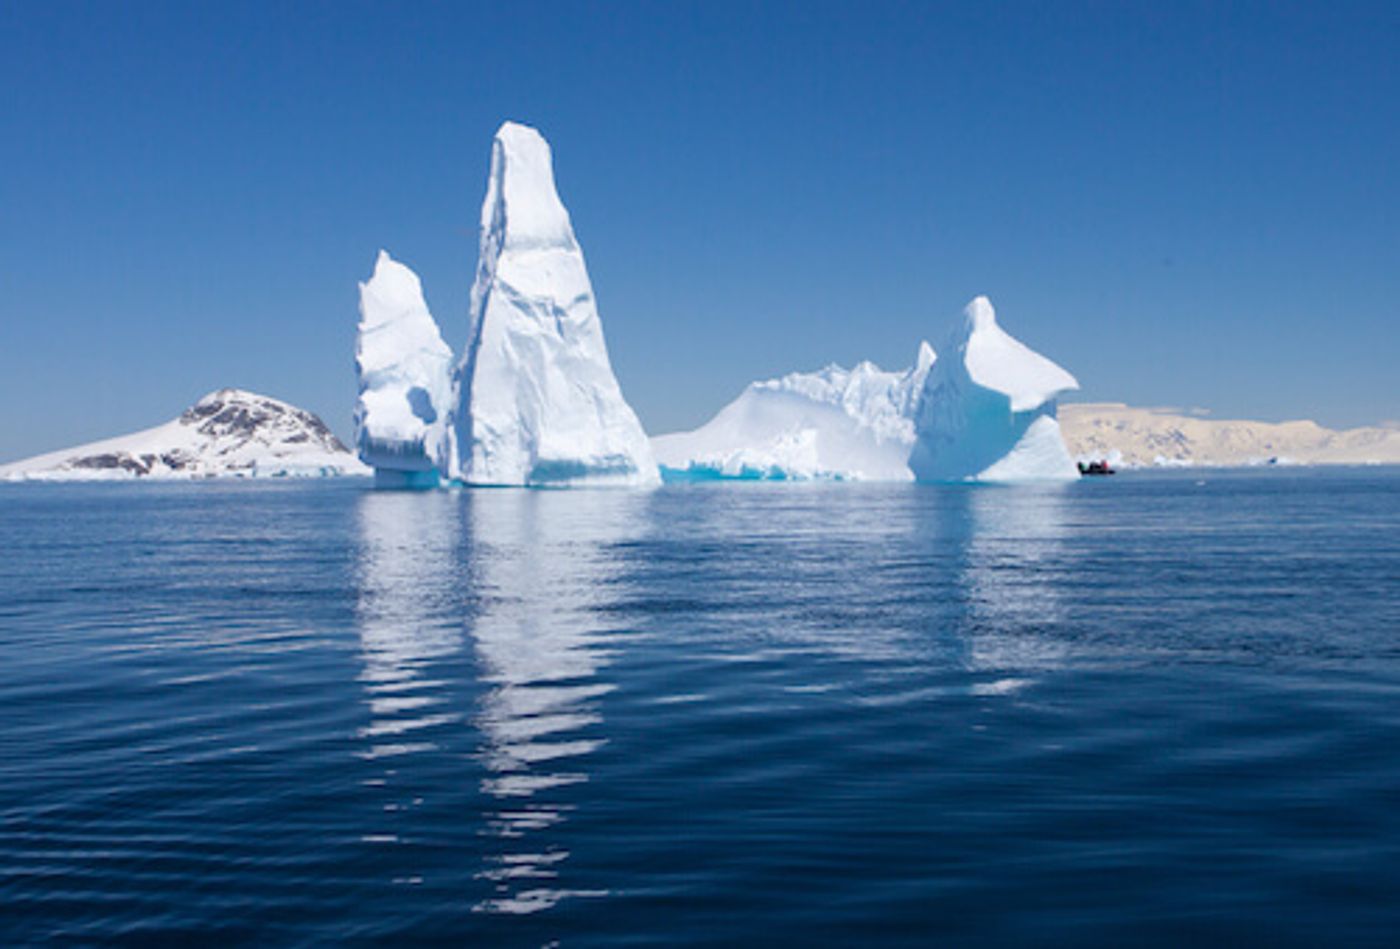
[72,453,149,475]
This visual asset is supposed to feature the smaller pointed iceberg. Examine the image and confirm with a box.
[909,296,1079,482]
[451,121,659,486]
[355,250,455,488]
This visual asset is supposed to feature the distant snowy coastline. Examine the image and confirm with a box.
[1060,403,1400,469]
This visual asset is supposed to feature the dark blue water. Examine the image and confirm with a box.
[2,470,1398,945]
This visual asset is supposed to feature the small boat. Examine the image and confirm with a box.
[1078,460,1115,476]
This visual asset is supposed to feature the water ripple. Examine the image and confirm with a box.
[1,472,1398,943]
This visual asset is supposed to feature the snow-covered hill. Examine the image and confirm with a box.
[1060,403,1400,468]
[0,389,369,481]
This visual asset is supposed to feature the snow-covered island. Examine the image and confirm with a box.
[0,390,367,481]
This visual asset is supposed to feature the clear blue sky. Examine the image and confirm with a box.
[1,1,1396,461]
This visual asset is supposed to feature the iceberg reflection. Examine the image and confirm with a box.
[957,483,1073,674]
[353,490,464,761]
[467,490,645,915]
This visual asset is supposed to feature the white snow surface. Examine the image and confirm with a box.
[355,251,454,475]
[909,297,1079,482]
[0,389,368,481]
[959,296,1078,413]
[450,121,658,485]
[651,343,935,481]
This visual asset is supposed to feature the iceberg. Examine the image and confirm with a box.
[908,296,1079,482]
[654,296,1080,483]
[652,343,934,481]
[355,251,454,488]
[449,122,659,486]
[348,122,1082,490]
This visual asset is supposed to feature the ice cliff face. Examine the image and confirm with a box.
[0,390,367,481]
[450,122,659,486]
[355,251,454,487]
[908,297,1079,482]
[651,343,934,480]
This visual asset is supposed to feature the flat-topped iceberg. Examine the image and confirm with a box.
[652,343,934,481]
[450,122,659,486]
[909,296,1079,481]
[354,251,455,487]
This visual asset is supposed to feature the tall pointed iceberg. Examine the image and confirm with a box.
[450,122,659,486]
[909,296,1079,482]
[355,250,455,487]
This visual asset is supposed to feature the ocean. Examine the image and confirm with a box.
[2,469,1398,945]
